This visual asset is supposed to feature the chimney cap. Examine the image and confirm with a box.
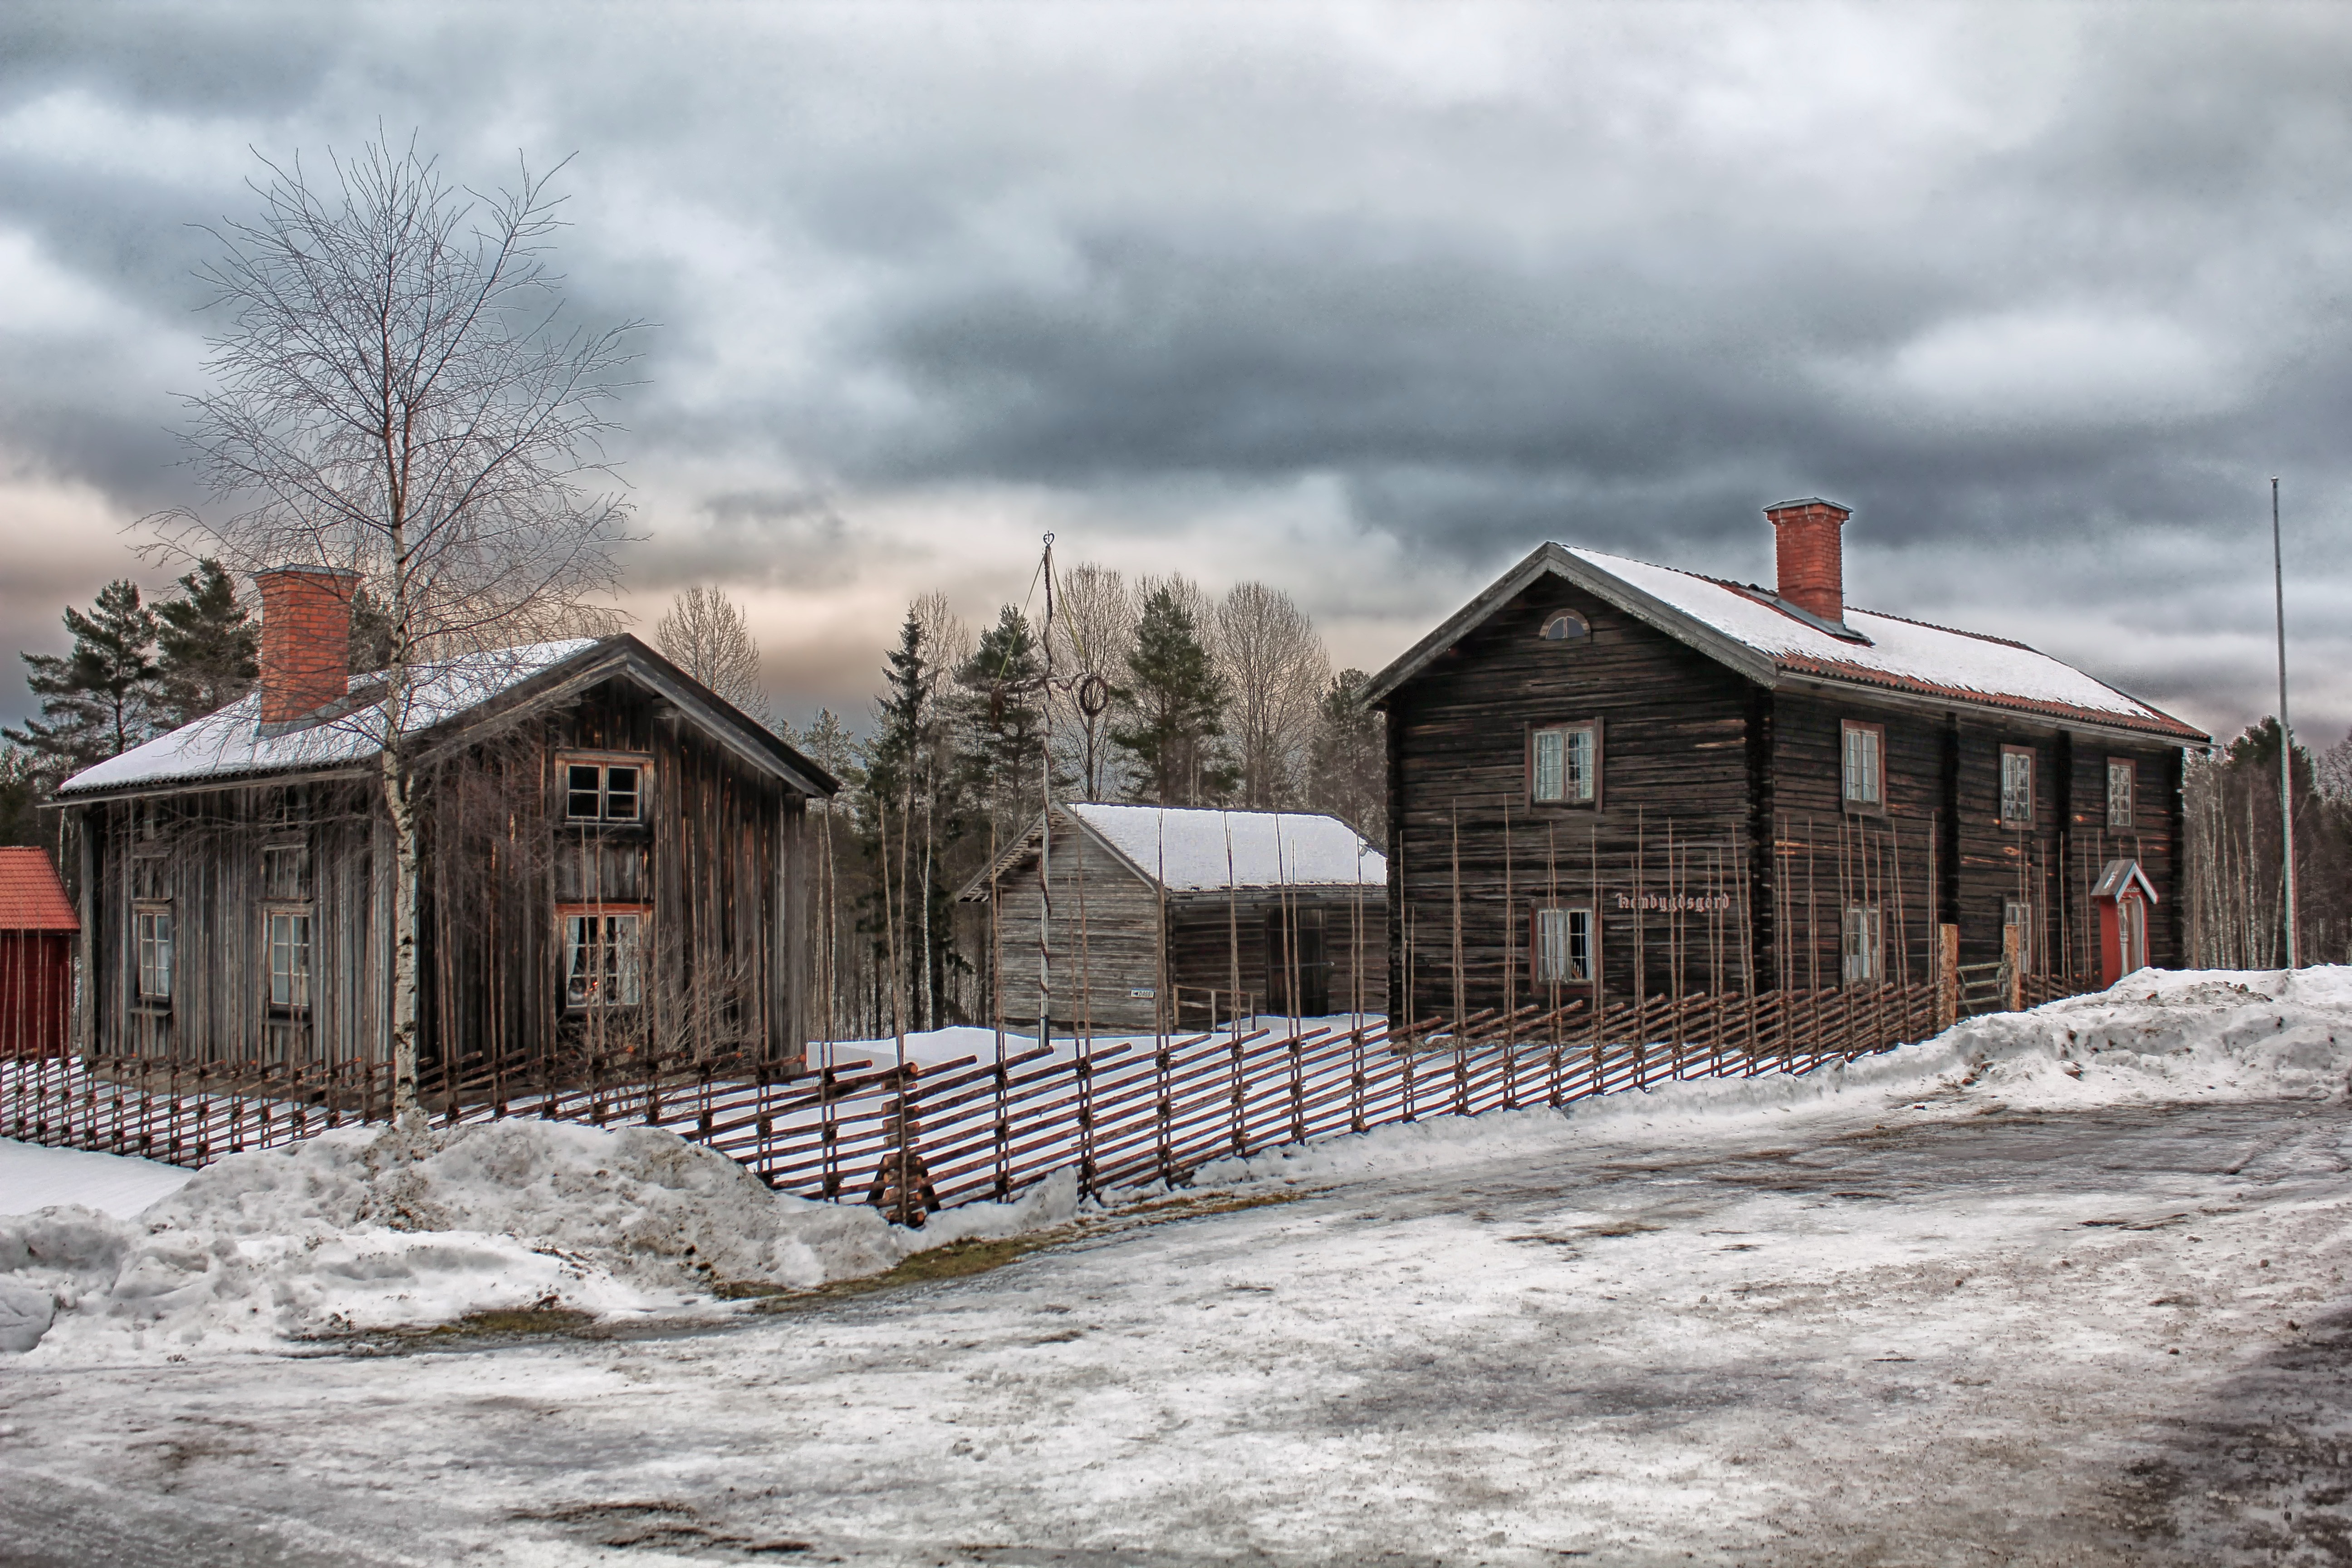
[254,564,361,582]
[1764,497,1852,519]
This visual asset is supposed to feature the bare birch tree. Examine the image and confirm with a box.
[1213,581,1330,809]
[149,137,639,1121]
[656,584,768,722]
[1050,561,1136,801]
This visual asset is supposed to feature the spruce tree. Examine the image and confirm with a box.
[954,604,1056,837]
[154,558,260,725]
[5,578,161,787]
[1110,585,1233,806]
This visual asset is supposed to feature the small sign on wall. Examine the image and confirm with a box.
[1128,988,1156,999]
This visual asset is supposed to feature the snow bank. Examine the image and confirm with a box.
[0,1137,193,1217]
[0,1118,1077,1361]
[1199,967,2352,1186]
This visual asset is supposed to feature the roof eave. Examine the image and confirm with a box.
[1771,667,2208,747]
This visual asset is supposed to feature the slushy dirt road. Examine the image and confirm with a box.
[3,1092,2347,1567]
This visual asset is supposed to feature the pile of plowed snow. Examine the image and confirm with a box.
[0,1118,1074,1360]
[1202,967,2352,1185]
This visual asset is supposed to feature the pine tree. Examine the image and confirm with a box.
[0,745,43,851]
[794,708,857,781]
[154,558,260,726]
[857,610,971,1032]
[954,605,1056,837]
[347,584,397,674]
[1109,585,1233,807]
[4,578,160,788]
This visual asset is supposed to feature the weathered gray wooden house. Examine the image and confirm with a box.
[959,804,1387,1033]
[52,567,836,1083]
[1367,499,2207,1026]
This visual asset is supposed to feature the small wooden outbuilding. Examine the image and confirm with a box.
[0,848,78,1060]
[960,804,1387,1034]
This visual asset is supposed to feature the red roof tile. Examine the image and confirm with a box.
[0,848,78,931]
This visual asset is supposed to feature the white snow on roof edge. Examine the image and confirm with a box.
[1567,547,2173,725]
[57,641,600,796]
[1066,804,1385,892]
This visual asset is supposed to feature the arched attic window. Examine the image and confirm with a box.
[1539,610,1590,642]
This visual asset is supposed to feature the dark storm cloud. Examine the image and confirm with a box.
[3,3,2351,743]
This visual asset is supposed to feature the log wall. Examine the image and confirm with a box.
[1382,574,2194,1028]
[69,676,816,1078]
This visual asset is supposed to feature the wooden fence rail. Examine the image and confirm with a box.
[1,976,2100,1223]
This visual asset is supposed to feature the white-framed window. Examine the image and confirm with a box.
[1999,746,2034,826]
[2107,759,2135,830]
[1842,904,1882,984]
[1842,721,1884,811]
[1531,721,1600,806]
[135,906,173,1001]
[1539,609,1590,642]
[562,909,646,1008]
[564,758,646,823]
[265,907,313,1010]
[1532,905,1595,985]
[2003,897,2033,974]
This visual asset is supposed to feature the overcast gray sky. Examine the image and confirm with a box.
[3,1,2348,747]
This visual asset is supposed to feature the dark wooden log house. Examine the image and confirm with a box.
[1367,499,2207,1028]
[50,568,837,1084]
[959,804,1388,1034]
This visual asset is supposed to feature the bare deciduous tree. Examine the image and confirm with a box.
[150,137,639,1120]
[656,584,768,722]
[1213,581,1330,809]
[1050,561,1136,801]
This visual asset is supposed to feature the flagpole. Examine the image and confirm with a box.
[2273,478,2298,970]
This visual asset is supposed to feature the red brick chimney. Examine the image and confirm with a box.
[255,566,358,726]
[1766,498,1852,624]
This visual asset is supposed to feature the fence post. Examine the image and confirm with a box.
[1936,925,1960,1031]
[2003,925,2024,1013]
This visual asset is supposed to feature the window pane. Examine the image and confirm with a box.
[1567,908,1591,981]
[568,764,604,819]
[268,914,289,1005]
[137,911,174,1000]
[1533,731,1564,802]
[2108,762,2132,827]
[289,915,311,1008]
[603,766,639,821]
[2002,753,2032,821]
[564,916,591,1005]
[1565,726,1594,802]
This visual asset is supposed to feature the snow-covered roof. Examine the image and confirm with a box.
[56,642,600,798]
[1072,804,1385,892]
[960,804,1386,900]
[1367,542,2205,743]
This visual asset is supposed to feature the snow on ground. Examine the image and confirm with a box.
[0,1118,1077,1359]
[1,971,2347,1563]
[0,1136,191,1218]
[822,1012,1377,1068]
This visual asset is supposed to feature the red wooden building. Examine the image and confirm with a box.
[0,848,78,1059]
